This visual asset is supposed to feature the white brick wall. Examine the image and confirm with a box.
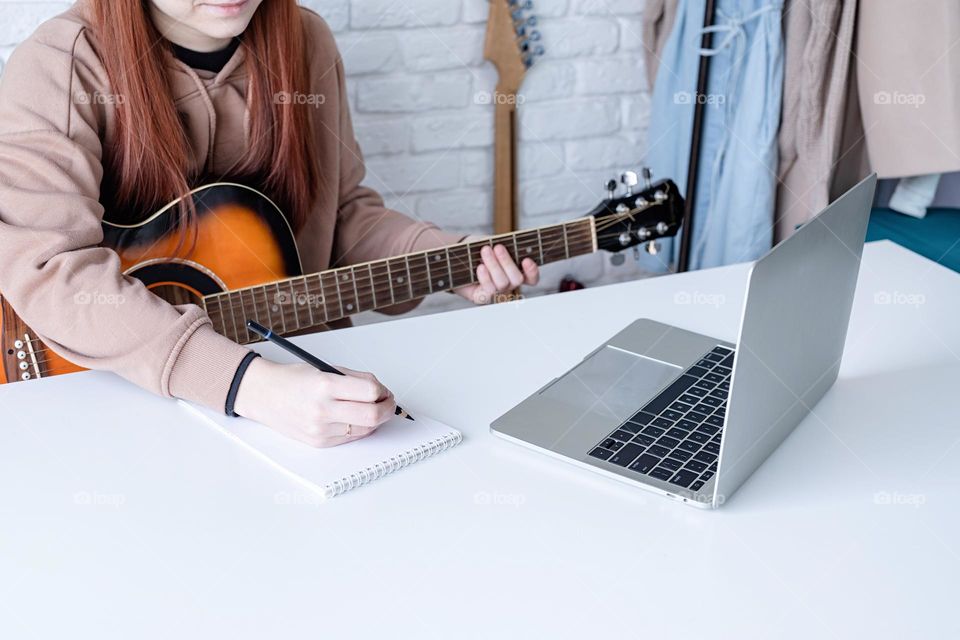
[0,0,654,323]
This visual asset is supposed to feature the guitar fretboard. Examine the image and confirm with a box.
[203,218,596,344]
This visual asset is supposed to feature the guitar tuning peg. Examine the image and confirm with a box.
[522,0,534,9]
[528,30,542,41]
[604,179,617,200]
[645,240,661,256]
[534,45,545,57]
[620,170,639,195]
[526,16,538,27]
[642,167,653,190]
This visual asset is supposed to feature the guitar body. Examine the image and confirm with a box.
[1,183,301,384]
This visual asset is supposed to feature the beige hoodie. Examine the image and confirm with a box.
[0,2,459,411]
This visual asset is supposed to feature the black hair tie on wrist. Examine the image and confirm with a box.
[225,351,261,417]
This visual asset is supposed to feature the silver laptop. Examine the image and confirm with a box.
[491,174,877,508]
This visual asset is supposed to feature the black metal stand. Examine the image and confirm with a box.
[677,0,717,273]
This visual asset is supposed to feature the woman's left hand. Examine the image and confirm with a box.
[453,241,540,305]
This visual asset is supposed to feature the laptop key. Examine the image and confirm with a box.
[690,480,705,491]
[688,431,709,443]
[678,394,700,405]
[685,460,708,473]
[628,454,660,474]
[640,374,699,416]
[720,353,735,368]
[692,403,714,416]
[642,425,665,437]
[656,436,680,450]
[650,466,674,481]
[612,429,635,442]
[696,424,720,436]
[714,346,733,356]
[705,372,725,383]
[701,396,723,407]
[652,417,674,429]
[630,411,657,426]
[633,434,656,447]
[660,457,682,471]
[700,470,715,481]
[693,451,717,464]
[688,366,710,379]
[621,422,642,435]
[704,352,724,362]
[668,448,693,461]
[648,444,670,458]
[670,401,692,413]
[704,441,721,454]
[610,443,646,466]
[714,365,731,375]
[706,415,725,428]
[589,447,613,460]
[668,469,698,488]
[687,386,708,397]
[601,438,623,451]
[687,411,709,423]
[661,409,684,422]
[678,440,701,453]
[666,428,688,440]
[694,380,716,391]
[677,419,699,431]
[696,359,715,369]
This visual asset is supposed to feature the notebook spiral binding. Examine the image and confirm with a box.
[326,431,463,498]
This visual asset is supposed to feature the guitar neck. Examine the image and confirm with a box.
[204,217,597,344]
[493,98,518,235]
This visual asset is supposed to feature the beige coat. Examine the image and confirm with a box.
[856,0,960,178]
[0,1,458,412]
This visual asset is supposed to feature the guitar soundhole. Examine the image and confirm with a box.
[148,284,204,307]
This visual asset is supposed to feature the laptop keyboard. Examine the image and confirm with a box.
[587,345,734,492]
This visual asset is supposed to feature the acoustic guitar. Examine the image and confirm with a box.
[0,178,683,384]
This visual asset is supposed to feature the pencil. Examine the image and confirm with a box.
[245,320,414,421]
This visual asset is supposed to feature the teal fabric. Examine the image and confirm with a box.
[866,208,960,273]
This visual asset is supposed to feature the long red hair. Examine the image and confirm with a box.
[89,0,318,230]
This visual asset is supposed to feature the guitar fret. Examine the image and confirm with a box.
[227,293,239,342]
[537,230,545,264]
[333,272,345,318]
[386,261,396,306]
[273,283,286,333]
[368,264,376,309]
[303,277,316,328]
[404,256,413,299]
[562,223,570,259]
[350,269,360,314]
[445,247,454,290]
[424,253,432,294]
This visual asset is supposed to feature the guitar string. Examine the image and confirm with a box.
[210,231,603,324]
[214,238,601,340]
[211,232,598,319]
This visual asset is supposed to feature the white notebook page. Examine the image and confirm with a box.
[181,402,462,500]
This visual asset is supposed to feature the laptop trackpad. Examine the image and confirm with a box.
[540,346,681,422]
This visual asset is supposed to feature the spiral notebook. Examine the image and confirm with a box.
[180,402,462,500]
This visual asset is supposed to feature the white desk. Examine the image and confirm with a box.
[2,241,958,639]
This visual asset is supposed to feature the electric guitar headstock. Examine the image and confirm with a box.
[484,0,545,97]
[588,168,684,257]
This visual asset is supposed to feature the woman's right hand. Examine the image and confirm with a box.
[232,358,397,447]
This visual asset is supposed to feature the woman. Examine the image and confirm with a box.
[0,0,539,446]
